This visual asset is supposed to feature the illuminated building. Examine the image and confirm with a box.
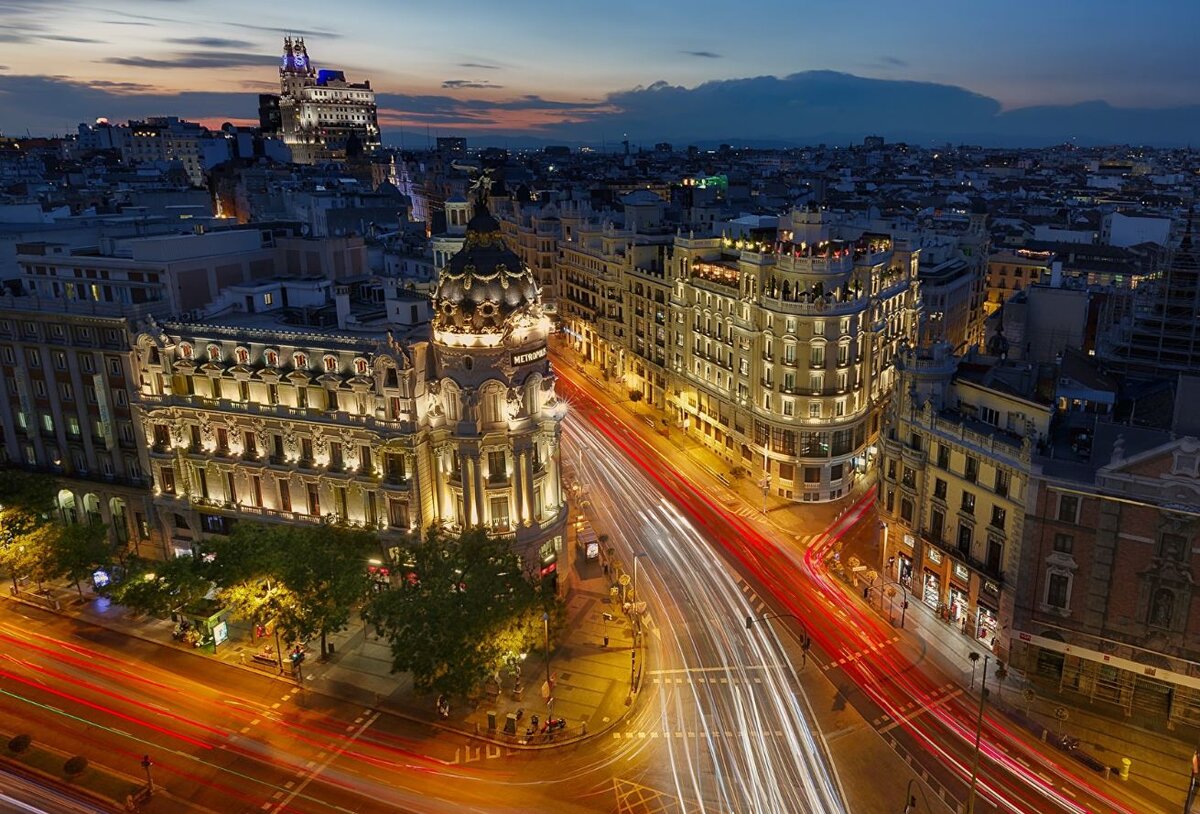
[132,210,566,583]
[878,343,1051,660]
[559,203,920,503]
[277,37,380,165]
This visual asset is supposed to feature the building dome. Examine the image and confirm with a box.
[433,208,541,334]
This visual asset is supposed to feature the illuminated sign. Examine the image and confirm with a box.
[512,345,547,367]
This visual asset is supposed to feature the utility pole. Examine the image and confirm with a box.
[967,654,991,814]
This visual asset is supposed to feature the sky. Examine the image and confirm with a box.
[3,0,1200,146]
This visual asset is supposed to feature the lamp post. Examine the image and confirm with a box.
[746,612,811,669]
[966,653,991,814]
[968,650,981,691]
[542,611,552,708]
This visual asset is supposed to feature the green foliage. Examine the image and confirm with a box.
[102,555,210,618]
[0,470,60,588]
[200,522,377,654]
[364,525,561,698]
[51,521,112,595]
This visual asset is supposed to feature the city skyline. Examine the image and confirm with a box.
[5,0,1200,145]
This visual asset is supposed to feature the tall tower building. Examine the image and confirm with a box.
[277,36,380,165]
[429,203,568,584]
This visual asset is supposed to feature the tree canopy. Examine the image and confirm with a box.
[364,525,560,698]
[103,555,211,618]
[199,522,377,655]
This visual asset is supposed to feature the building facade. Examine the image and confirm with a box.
[277,37,381,165]
[1011,437,1200,732]
[131,212,567,583]
[879,343,1051,658]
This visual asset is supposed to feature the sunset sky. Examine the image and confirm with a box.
[3,0,1200,144]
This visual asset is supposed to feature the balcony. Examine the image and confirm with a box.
[921,529,1004,584]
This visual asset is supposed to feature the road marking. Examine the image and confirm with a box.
[879,686,962,734]
[273,711,380,813]
[270,703,280,709]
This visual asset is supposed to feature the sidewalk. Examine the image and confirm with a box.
[833,526,1191,813]
[4,536,643,751]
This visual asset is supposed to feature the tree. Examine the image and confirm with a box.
[199,522,376,656]
[50,521,112,596]
[364,526,560,698]
[0,470,58,593]
[275,525,375,658]
[103,556,210,618]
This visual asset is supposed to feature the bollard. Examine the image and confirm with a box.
[1120,758,1131,780]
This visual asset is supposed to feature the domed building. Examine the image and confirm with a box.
[427,206,568,585]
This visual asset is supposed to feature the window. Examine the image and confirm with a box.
[804,467,821,484]
[306,483,320,516]
[933,478,947,500]
[26,349,40,368]
[251,475,263,508]
[901,467,916,489]
[239,381,250,402]
[995,470,1010,498]
[268,384,279,405]
[355,358,368,375]
[159,466,175,494]
[964,456,978,483]
[324,355,338,373]
[235,348,249,365]
[979,406,999,426]
[243,431,257,458]
[957,523,973,554]
[216,427,229,453]
[388,499,409,528]
[990,506,1006,530]
[330,442,343,470]
[278,478,291,512]
[1046,572,1070,609]
[782,399,794,417]
[808,401,820,418]
[986,539,1003,574]
[1053,533,1073,554]
[265,349,278,366]
[887,459,897,480]
[900,498,913,522]
[488,450,506,482]
[53,352,67,370]
[937,444,950,469]
[930,508,945,541]
[489,496,511,530]
[207,344,221,362]
[960,492,975,515]
[294,352,308,368]
[296,386,308,409]
[225,472,237,504]
[810,346,825,368]
[1057,494,1079,523]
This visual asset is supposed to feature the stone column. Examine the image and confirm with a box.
[472,452,486,527]
[519,449,532,525]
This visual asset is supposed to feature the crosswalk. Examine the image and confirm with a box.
[873,682,961,733]
[822,635,902,671]
[649,674,763,686]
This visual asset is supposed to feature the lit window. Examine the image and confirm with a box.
[265,349,278,366]
[207,344,221,362]
[236,348,249,365]
[294,352,308,369]
[324,355,338,373]
[180,343,193,360]
[355,358,368,375]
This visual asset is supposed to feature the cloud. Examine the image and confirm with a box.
[41,34,106,43]
[99,51,282,69]
[86,79,159,93]
[881,56,908,67]
[225,22,340,38]
[458,62,501,70]
[0,74,253,133]
[681,50,721,59]
[442,79,503,90]
[166,37,255,49]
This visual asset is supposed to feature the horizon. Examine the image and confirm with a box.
[4,1,1200,146]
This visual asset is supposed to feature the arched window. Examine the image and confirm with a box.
[323,355,338,373]
[265,349,279,367]
[179,342,193,360]
[355,358,369,375]
[207,344,221,362]
[294,352,308,369]
[235,347,249,365]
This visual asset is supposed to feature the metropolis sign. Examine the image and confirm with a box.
[511,345,547,366]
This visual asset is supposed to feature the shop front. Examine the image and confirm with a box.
[922,570,941,609]
[977,603,998,650]
[896,553,913,592]
[949,585,970,630]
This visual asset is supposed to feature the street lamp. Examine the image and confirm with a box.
[967,653,992,814]
[968,650,981,691]
[746,612,812,669]
[542,611,551,693]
